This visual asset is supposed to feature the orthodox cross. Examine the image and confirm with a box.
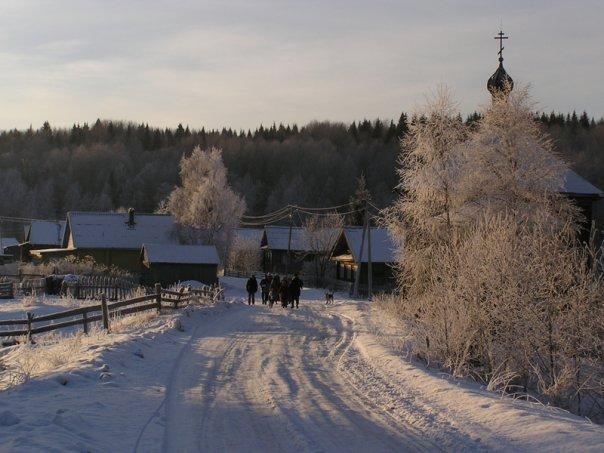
[494,30,508,62]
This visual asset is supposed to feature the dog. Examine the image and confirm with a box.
[325,292,334,305]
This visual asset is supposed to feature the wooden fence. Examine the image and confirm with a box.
[224,269,264,278]
[61,275,137,301]
[16,279,45,296]
[0,283,224,343]
[0,282,13,299]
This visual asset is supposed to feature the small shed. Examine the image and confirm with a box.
[0,253,14,265]
[18,220,66,261]
[330,227,397,293]
[140,243,219,287]
[1,237,19,259]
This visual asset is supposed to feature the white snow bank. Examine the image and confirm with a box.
[335,302,604,452]
[0,301,234,452]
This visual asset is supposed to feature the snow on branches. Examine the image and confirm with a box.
[166,146,246,260]
[383,86,603,418]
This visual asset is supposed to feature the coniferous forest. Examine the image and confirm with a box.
[0,111,602,220]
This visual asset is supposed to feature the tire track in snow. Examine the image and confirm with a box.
[162,305,252,452]
[296,309,436,452]
[160,303,449,452]
[325,308,484,451]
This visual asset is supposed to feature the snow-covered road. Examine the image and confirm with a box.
[161,302,435,452]
[1,278,601,452]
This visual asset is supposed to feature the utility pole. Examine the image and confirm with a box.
[353,200,367,298]
[286,206,293,275]
[366,198,372,300]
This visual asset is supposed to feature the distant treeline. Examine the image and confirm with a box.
[0,111,602,220]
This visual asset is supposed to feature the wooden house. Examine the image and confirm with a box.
[330,227,396,294]
[140,243,219,287]
[15,220,66,261]
[31,210,178,274]
[560,169,603,243]
[233,228,264,246]
[0,253,14,265]
[260,226,312,274]
[1,237,19,259]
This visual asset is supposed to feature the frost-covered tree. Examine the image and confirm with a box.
[348,174,372,226]
[166,146,245,260]
[226,236,262,274]
[383,87,468,297]
[382,86,603,417]
[462,86,576,226]
[303,213,343,287]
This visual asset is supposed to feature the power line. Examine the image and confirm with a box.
[241,205,290,219]
[242,202,354,219]
[292,202,353,212]
[366,201,382,212]
[239,210,292,226]
[296,207,364,217]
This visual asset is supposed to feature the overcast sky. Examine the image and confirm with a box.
[0,0,602,131]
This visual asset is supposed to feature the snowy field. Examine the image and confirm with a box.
[0,277,601,452]
[0,294,92,324]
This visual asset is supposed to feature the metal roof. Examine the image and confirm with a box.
[233,228,264,246]
[560,169,603,197]
[341,227,396,263]
[262,226,310,251]
[26,220,66,246]
[68,212,177,250]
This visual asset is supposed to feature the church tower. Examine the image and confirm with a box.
[487,30,514,97]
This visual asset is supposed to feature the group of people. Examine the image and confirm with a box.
[246,273,303,309]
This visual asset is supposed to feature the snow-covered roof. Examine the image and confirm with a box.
[262,226,310,251]
[560,169,603,197]
[342,227,396,263]
[0,237,19,251]
[233,228,264,246]
[68,212,177,250]
[26,220,66,246]
[142,243,220,265]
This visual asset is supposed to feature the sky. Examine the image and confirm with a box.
[0,0,602,131]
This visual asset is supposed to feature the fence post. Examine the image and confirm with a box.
[113,284,118,301]
[101,294,110,331]
[26,312,34,343]
[175,287,185,309]
[75,281,80,300]
[82,311,89,335]
[155,283,162,313]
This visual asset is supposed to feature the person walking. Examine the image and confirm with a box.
[280,277,290,308]
[269,274,280,309]
[246,275,258,306]
[290,273,303,309]
[260,274,270,305]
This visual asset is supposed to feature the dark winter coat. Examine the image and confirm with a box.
[279,280,290,302]
[270,276,280,292]
[260,277,269,293]
[246,277,258,293]
[290,277,303,298]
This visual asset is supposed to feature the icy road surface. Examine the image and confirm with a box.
[162,302,435,452]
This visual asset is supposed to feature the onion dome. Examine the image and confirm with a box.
[487,30,514,98]
[487,60,514,97]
